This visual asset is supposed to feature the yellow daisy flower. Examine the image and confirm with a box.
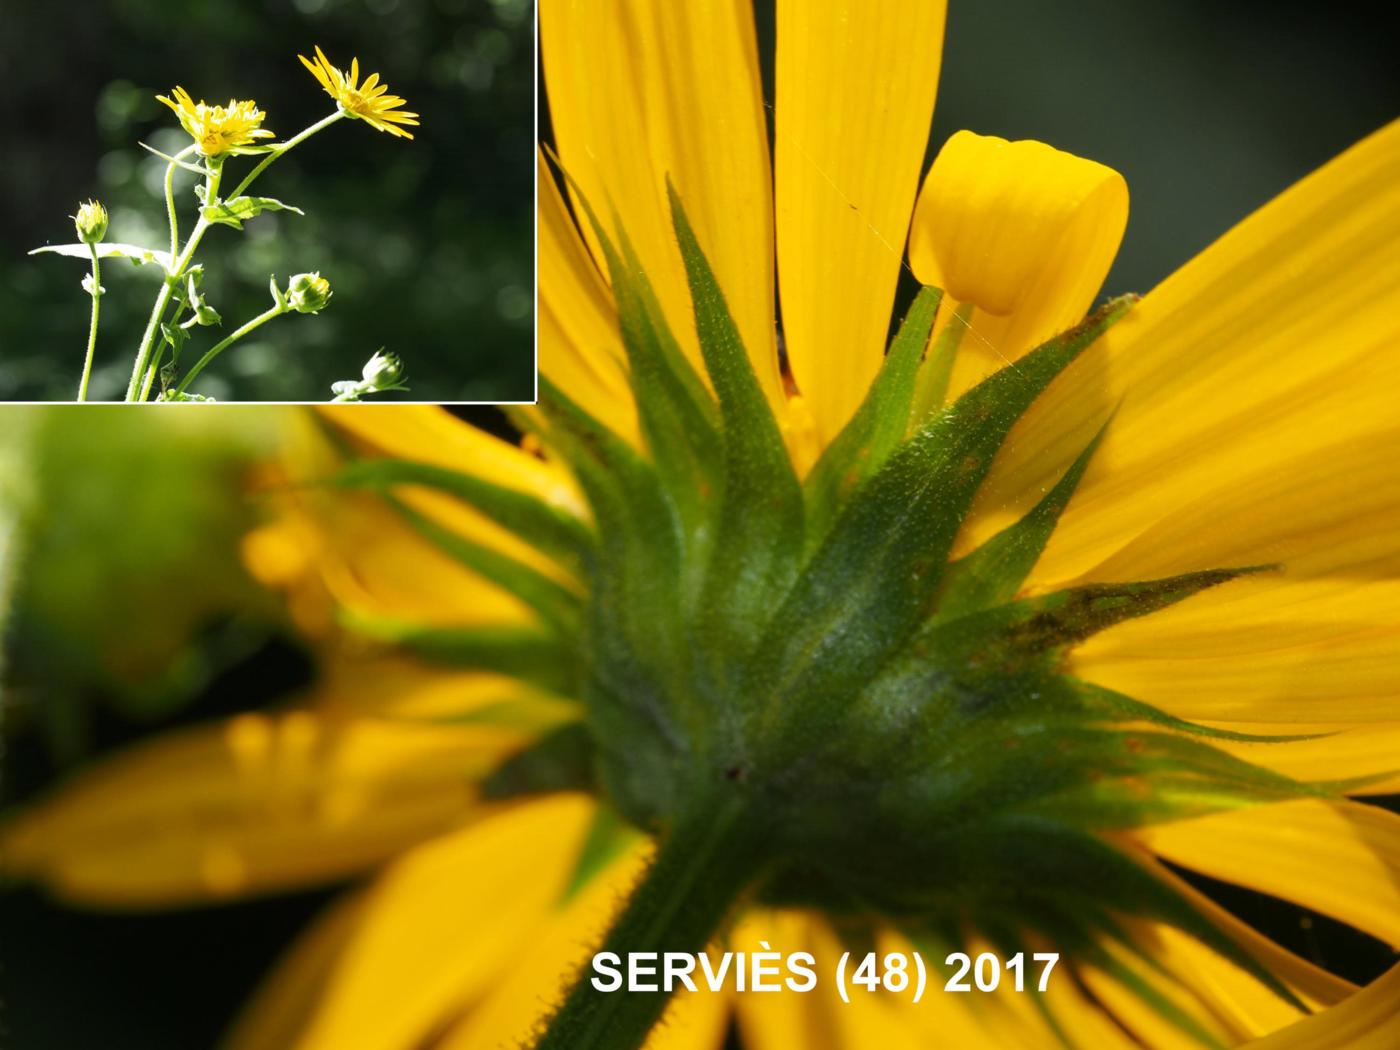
[155,86,274,157]
[7,4,1400,1050]
[299,45,420,139]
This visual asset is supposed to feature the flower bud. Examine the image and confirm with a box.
[361,349,405,390]
[287,272,332,314]
[73,200,108,245]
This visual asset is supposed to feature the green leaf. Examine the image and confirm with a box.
[480,722,596,801]
[752,296,1138,741]
[382,493,582,638]
[138,141,211,176]
[344,615,578,694]
[545,153,721,552]
[931,566,1273,673]
[535,378,700,774]
[803,286,942,555]
[29,242,173,269]
[200,195,304,230]
[560,804,644,903]
[668,182,805,658]
[330,458,594,575]
[935,415,1111,621]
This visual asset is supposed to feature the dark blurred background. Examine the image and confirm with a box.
[3,1,1399,1047]
[1,0,534,402]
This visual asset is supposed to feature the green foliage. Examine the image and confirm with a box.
[0,408,279,757]
[4,0,532,401]
[200,194,303,230]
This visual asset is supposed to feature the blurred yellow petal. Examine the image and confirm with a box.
[317,406,580,514]
[2,711,523,907]
[312,653,580,726]
[434,827,656,1048]
[230,794,600,1050]
[966,117,1400,582]
[1139,799,1400,948]
[1241,962,1400,1050]
[266,414,580,630]
[775,0,945,441]
[223,893,369,1050]
[1069,577,1400,723]
[541,0,783,413]
[537,149,640,445]
[909,131,1128,400]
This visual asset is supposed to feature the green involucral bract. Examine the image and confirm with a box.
[335,188,1326,1047]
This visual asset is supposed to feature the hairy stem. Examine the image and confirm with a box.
[534,793,765,1050]
[174,303,286,397]
[228,110,345,200]
[127,159,223,402]
[76,247,100,402]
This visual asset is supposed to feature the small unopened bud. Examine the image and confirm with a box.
[74,200,108,245]
[287,271,332,314]
[361,349,405,390]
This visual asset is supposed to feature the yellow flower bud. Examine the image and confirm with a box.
[73,200,108,245]
[287,272,332,314]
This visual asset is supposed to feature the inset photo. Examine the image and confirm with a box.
[4,0,534,403]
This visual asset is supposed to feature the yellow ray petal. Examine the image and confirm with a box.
[1068,577,1400,724]
[311,652,580,726]
[1,711,524,907]
[433,829,658,1048]
[775,0,946,442]
[1138,799,1400,948]
[1121,918,1313,1041]
[1133,856,1355,1012]
[730,910,832,1050]
[266,414,581,629]
[537,149,640,445]
[228,794,599,1050]
[541,0,782,414]
[909,131,1128,400]
[1080,932,1240,1050]
[1240,962,1400,1050]
[964,118,1400,586]
[315,405,583,515]
[223,892,369,1050]
[1213,722,1400,794]
[733,912,930,1050]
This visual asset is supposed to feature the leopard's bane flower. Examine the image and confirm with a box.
[72,199,107,245]
[156,86,274,157]
[7,3,1400,1050]
[299,45,420,139]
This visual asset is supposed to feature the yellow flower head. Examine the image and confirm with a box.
[156,86,275,158]
[298,45,420,140]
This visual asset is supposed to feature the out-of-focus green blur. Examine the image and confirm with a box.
[2,0,533,402]
[0,408,288,759]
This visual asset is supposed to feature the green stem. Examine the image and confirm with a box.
[228,110,345,200]
[534,795,766,1050]
[165,144,197,261]
[76,247,100,402]
[126,159,223,402]
[139,299,188,402]
[173,303,286,397]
